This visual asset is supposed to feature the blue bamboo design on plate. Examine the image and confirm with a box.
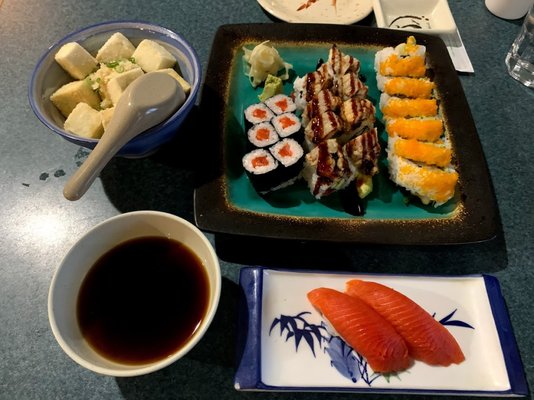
[270,309,474,386]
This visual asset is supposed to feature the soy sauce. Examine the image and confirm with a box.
[77,236,209,365]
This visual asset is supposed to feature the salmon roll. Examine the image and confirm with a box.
[268,138,304,191]
[271,113,302,141]
[242,149,279,193]
[380,94,438,119]
[264,94,296,115]
[381,77,435,99]
[386,118,444,142]
[244,103,274,129]
[390,136,452,168]
[247,122,279,148]
[388,152,458,206]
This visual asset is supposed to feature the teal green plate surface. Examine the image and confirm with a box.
[194,24,499,244]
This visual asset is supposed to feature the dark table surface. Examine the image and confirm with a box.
[1,0,533,399]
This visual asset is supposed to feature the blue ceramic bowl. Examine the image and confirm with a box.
[29,21,201,158]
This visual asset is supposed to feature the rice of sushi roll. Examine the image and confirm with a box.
[247,122,279,148]
[388,152,458,207]
[380,93,438,119]
[244,103,274,129]
[264,94,297,115]
[389,135,452,168]
[242,149,279,194]
[271,112,302,141]
[386,117,444,142]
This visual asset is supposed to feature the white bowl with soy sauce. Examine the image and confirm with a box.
[48,211,221,377]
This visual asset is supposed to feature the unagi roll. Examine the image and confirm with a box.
[301,89,341,126]
[327,44,361,77]
[302,139,355,199]
[337,72,368,100]
[339,98,376,141]
[304,110,343,147]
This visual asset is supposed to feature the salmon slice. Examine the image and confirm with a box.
[345,280,465,366]
[307,288,411,373]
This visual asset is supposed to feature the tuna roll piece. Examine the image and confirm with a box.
[244,102,274,129]
[268,138,304,190]
[247,122,279,149]
[264,94,297,115]
[242,149,279,194]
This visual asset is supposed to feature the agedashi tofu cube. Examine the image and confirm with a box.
[64,102,103,139]
[107,68,144,105]
[157,68,191,95]
[50,80,100,118]
[132,39,176,72]
[96,32,136,63]
[100,107,115,130]
[55,42,98,80]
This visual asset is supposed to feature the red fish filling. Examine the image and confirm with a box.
[279,116,296,129]
[252,156,270,168]
[255,128,271,141]
[278,143,293,158]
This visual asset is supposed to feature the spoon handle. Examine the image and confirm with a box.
[63,114,135,201]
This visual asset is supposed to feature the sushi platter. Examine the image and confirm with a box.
[194,23,499,244]
[235,267,528,396]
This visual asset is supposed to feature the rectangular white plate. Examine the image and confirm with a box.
[235,268,527,396]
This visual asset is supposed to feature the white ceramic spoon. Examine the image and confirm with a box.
[63,72,185,201]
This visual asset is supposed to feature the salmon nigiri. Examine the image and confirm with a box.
[307,288,411,373]
[345,280,465,366]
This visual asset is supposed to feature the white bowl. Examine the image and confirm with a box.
[48,211,221,377]
[373,0,457,35]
